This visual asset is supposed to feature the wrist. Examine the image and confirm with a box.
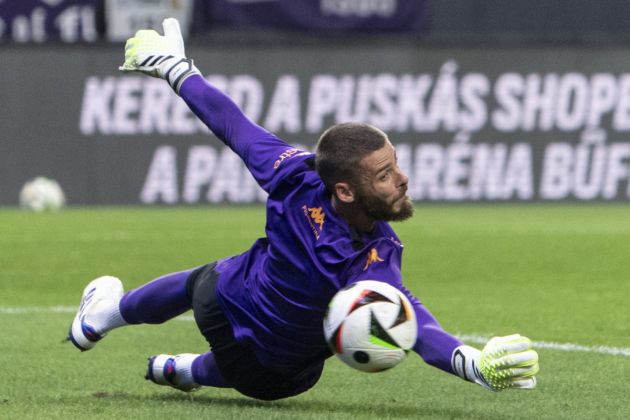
[451,345,492,390]
[160,58,201,93]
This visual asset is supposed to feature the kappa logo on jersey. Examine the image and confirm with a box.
[363,247,385,271]
[302,205,325,240]
[308,207,325,229]
[273,148,309,169]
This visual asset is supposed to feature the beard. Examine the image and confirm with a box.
[355,188,414,222]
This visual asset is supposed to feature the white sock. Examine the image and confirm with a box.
[174,354,200,387]
[104,301,128,331]
[89,299,128,335]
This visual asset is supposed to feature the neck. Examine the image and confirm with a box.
[331,195,375,233]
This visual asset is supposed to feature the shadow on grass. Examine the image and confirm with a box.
[89,390,514,419]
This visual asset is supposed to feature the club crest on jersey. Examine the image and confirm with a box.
[363,247,384,271]
[303,205,325,240]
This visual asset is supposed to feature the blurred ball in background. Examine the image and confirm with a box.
[19,177,66,212]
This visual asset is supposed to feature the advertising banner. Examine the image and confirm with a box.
[105,0,193,41]
[202,0,427,32]
[2,44,630,205]
[0,0,101,43]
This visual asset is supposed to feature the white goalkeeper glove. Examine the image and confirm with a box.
[452,334,539,391]
[119,18,200,93]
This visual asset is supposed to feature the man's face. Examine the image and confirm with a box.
[354,141,413,222]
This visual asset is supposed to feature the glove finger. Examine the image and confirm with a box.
[162,18,185,56]
[162,18,181,38]
[504,337,533,353]
[124,42,136,59]
[118,38,136,71]
[492,349,538,369]
[509,363,539,378]
[489,334,522,345]
[489,337,532,355]
[485,334,524,351]
[134,29,159,39]
[509,376,537,390]
[123,52,137,68]
[123,35,137,53]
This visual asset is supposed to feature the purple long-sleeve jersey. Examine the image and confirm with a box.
[179,75,463,375]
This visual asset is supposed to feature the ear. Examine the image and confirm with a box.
[333,182,355,204]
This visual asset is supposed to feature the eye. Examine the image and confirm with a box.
[379,170,392,182]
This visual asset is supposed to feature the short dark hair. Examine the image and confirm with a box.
[315,122,388,192]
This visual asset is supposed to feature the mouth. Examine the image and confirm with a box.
[390,195,408,210]
[395,193,409,203]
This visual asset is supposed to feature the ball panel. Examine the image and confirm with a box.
[391,295,414,327]
[340,347,407,372]
[348,289,394,315]
[353,351,370,364]
[368,307,402,349]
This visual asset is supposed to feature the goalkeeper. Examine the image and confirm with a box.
[67,18,539,399]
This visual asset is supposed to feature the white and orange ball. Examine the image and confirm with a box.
[323,280,417,372]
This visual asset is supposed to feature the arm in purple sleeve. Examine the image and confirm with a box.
[178,75,295,191]
[352,242,463,375]
[399,288,464,375]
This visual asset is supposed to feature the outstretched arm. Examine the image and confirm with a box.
[119,18,304,192]
[354,243,538,391]
[177,76,302,191]
[407,295,463,372]
[398,286,539,391]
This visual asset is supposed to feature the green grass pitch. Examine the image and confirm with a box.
[1,205,629,419]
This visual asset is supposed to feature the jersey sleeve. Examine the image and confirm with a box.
[178,75,310,192]
[345,240,464,376]
[405,291,463,375]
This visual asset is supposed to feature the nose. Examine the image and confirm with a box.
[397,168,409,188]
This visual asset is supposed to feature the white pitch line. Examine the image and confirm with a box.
[0,305,76,314]
[457,334,630,357]
[2,306,628,357]
[0,305,196,319]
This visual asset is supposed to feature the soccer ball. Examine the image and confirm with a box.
[19,177,66,212]
[323,280,417,373]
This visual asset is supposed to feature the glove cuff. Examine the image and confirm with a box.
[162,58,201,93]
[451,345,492,390]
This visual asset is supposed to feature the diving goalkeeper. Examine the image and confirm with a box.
[67,18,539,400]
